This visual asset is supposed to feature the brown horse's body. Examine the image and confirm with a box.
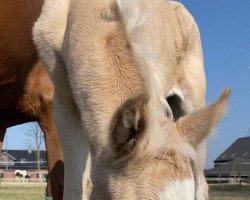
[0,1,63,199]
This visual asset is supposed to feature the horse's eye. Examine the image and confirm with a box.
[166,94,186,121]
[165,107,173,118]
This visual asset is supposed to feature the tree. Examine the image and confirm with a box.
[24,122,45,181]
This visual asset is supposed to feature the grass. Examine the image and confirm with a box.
[0,182,250,200]
[209,185,250,200]
[0,182,46,200]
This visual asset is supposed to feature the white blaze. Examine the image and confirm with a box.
[158,179,195,200]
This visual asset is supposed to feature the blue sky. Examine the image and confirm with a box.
[178,0,250,168]
[3,1,250,169]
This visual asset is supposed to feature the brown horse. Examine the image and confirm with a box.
[0,1,63,199]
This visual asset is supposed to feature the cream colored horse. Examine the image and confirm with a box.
[33,0,230,199]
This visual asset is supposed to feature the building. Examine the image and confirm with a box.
[206,137,250,183]
[0,149,48,180]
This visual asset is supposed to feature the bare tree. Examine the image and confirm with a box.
[24,122,45,181]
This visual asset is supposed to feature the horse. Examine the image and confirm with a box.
[0,1,64,199]
[34,0,230,199]
[14,170,30,182]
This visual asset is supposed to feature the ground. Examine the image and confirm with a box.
[0,182,45,200]
[210,185,250,200]
[0,182,250,199]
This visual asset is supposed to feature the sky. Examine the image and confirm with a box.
[2,1,250,169]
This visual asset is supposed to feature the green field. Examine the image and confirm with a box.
[210,185,250,200]
[0,182,46,200]
[0,183,250,200]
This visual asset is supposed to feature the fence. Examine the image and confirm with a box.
[0,170,48,183]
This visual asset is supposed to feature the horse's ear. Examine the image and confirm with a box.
[33,0,69,58]
[176,88,231,146]
[110,95,147,157]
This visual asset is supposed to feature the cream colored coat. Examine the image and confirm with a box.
[33,0,230,199]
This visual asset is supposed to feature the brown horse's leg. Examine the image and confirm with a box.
[0,127,6,152]
[38,101,64,200]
